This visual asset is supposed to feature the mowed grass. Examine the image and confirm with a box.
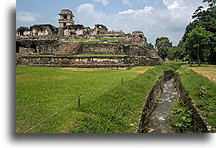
[16,62,215,133]
[177,66,216,130]
[16,65,158,133]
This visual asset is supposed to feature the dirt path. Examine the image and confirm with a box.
[188,66,216,82]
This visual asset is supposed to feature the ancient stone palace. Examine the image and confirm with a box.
[16,9,163,69]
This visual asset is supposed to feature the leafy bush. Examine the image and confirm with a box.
[170,100,193,133]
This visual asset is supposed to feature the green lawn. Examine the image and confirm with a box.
[16,62,215,133]
[16,65,158,133]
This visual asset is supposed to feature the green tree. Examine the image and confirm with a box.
[147,42,155,50]
[167,46,186,61]
[203,0,216,7]
[185,26,213,66]
[181,0,216,63]
[155,37,172,60]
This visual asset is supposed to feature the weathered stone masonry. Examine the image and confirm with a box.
[16,39,60,54]
[16,56,132,70]
[16,9,163,69]
[16,39,163,69]
[16,55,162,70]
[16,39,160,57]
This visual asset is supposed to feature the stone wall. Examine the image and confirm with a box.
[16,55,162,69]
[16,39,60,55]
[78,43,122,55]
[16,56,134,70]
[57,42,161,58]
[54,42,81,55]
[131,56,162,66]
[16,39,163,68]
[16,39,162,57]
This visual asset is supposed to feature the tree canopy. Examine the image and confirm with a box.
[179,0,216,64]
[167,46,186,61]
[185,26,213,66]
[155,37,172,60]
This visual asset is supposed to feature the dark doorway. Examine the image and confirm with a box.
[16,41,20,53]
[30,44,37,53]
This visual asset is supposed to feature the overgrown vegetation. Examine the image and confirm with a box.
[170,100,193,133]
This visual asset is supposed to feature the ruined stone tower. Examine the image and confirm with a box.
[58,9,74,28]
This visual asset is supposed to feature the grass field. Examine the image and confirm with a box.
[16,62,215,133]
[16,65,157,133]
[186,65,216,82]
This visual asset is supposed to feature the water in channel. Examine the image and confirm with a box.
[146,78,179,133]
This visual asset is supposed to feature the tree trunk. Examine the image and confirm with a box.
[198,59,201,66]
[197,47,201,66]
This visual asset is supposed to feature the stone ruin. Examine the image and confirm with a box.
[16,9,146,43]
[16,9,163,69]
[16,24,58,39]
